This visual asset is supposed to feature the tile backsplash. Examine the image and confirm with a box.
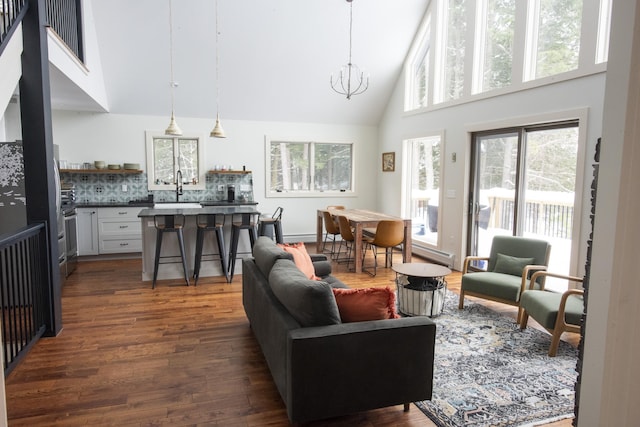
[61,171,254,204]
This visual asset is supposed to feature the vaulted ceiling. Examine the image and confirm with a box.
[50,0,429,126]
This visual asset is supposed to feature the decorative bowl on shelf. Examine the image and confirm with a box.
[123,163,140,170]
[107,164,121,170]
[94,161,106,169]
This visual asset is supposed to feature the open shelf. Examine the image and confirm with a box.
[60,169,143,174]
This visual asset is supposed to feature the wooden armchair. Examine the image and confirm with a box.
[458,235,551,323]
[519,271,584,356]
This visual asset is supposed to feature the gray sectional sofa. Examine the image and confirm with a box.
[242,237,437,424]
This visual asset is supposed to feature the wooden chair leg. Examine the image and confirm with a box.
[519,311,530,329]
[458,291,465,309]
[403,403,410,412]
[549,327,564,357]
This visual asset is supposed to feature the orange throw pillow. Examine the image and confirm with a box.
[332,287,400,323]
[278,242,320,280]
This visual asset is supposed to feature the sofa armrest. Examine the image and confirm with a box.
[285,317,436,423]
[310,254,328,262]
[312,260,332,277]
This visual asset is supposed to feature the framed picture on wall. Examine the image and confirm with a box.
[382,152,395,172]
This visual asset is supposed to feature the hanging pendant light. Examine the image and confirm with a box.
[330,0,369,100]
[165,0,182,136]
[210,0,226,138]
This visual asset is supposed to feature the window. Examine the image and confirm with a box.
[145,132,205,191]
[405,0,608,111]
[403,135,442,247]
[524,0,583,81]
[266,138,354,196]
[405,13,432,110]
[472,0,515,94]
[434,0,467,104]
[595,0,612,64]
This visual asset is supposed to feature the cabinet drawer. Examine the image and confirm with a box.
[99,220,141,235]
[100,238,142,253]
[98,207,142,219]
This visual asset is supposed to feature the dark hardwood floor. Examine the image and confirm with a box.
[4,246,578,426]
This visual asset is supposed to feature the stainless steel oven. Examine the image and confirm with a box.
[63,206,77,277]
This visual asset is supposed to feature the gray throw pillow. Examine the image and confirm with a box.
[269,259,341,327]
[493,253,535,277]
[253,237,292,278]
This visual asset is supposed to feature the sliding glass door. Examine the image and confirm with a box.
[468,122,579,288]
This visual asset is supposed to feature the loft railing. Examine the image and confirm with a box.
[0,0,27,55]
[45,0,83,62]
[1,0,83,61]
[0,223,49,376]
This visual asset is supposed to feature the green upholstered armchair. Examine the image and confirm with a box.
[458,235,551,323]
[519,271,584,356]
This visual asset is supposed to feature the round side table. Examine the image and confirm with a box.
[392,263,452,317]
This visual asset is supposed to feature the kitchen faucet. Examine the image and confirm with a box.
[176,170,183,202]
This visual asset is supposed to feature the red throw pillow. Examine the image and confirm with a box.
[278,242,320,280]
[332,287,400,323]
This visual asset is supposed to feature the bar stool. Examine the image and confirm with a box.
[258,207,284,243]
[193,213,228,284]
[228,212,260,282]
[152,214,189,288]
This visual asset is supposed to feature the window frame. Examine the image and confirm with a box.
[145,131,206,191]
[264,136,356,198]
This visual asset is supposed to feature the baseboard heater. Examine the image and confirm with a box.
[412,245,455,268]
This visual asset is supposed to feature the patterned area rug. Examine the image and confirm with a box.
[414,292,578,427]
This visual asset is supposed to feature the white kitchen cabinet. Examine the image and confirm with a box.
[76,207,144,256]
[97,207,143,254]
[76,208,99,256]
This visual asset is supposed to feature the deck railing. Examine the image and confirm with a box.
[0,223,49,376]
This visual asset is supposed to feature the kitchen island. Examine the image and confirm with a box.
[138,205,261,283]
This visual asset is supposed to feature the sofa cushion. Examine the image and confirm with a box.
[332,287,400,323]
[493,253,535,277]
[253,236,293,279]
[278,243,320,280]
[269,259,341,327]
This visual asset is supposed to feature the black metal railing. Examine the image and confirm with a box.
[45,0,83,62]
[0,223,49,376]
[0,0,27,55]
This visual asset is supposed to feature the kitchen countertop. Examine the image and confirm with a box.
[77,201,258,208]
[138,205,261,217]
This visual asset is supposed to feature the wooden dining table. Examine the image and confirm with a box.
[316,208,412,273]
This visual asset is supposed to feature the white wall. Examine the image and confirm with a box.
[50,111,378,239]
[377,72,606,271]
[579,1,640,425]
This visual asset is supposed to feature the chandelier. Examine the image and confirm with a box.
[165,0,182,136]
[330,0,369,100]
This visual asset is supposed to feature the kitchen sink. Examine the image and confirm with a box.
[153,203,202,209]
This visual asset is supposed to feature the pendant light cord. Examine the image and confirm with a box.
[215,0,220,114]
[169,0,176,111]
